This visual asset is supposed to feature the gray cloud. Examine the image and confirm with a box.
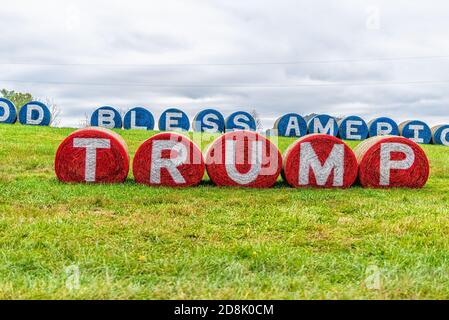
[1,0,449,128]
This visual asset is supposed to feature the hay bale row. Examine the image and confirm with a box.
[55,127,129,183]
[353,135,429,188]
[282,134,358,188]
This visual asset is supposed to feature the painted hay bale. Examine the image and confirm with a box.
[133,132,204,187]
[90,106,122,129]
[368,117,399,137]
[338,116,368,140]
[354,135,429,188]
[307,114,338,136]
[431,125,449,146]
[274,113,307,137]
[18,101,51,126]
[123,107,154,130]
[192,109,225,133]
[225,111,256,131]
[399,120,431,144]
[158,108,190,131]
[205,130,282,188]
[282,134,358,188]
[55,127,129,183]
[0,98,17,124]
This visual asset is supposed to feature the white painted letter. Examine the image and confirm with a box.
[0,102,10,122]
[26,104,44,125]
[233,114,250,131]
[130,111,146,130]
[299,142,344,186]
[440,128,449,146]
[380,143,415,186]
[313,118,334,135]
[98,109,116,128]
[346,120,362,140]
[408,125,424,143]
[73,138,111,182]
[165,112,183,131]
[225,140,262,184]
[285,117,300,136]
[150,140,187,184]
[203,114,219,132]
[376,122,393,136]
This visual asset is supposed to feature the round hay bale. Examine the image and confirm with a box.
[274,113,307,137]
[90,106,122,129]
[123,107,154,130]
[399,120,431,144]
[307,114,338,136]
[192,109,225,133]
[338,116,368,140]
[282,134,358,188]
[18,101,51,126]
[225,111,256,132]
[55,127,129,183]
[367,117,399,137]
[205,130,282,188]
[431,125,449,146]
[158,108,190,131]
[0,98,17,124]
[354,135,429,188]
[133,132,204,187]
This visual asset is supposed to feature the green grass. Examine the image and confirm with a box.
[1,124,449,299]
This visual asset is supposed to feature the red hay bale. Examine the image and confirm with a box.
[354,135,429,188]
[133,132,205,187]
[282,134,358,188]
[205,130,282,188]
[55,127,129,183]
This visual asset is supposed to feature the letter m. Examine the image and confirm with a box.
[299,142,344,186]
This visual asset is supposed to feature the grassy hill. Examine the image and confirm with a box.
[1,124,449,299]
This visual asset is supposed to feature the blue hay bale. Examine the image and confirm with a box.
[368,117,399,137]
[192,109,225,133]
[159,108,190,131]
[399,120,432,144]
[225,111,256,131]
[123,107,154,130]
[275,113,307,137]
[338,116,368,141]
[18,101,51,126]
[90,106,122,129]
[431,125,449,146]
[0,98,17,124]
[307,114,338,136]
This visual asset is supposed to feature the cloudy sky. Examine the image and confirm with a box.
[1,0,449,128]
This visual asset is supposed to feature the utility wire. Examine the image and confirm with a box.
[2,55,449,67]
[2,79,449,88]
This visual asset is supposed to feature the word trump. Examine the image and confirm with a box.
[55,128,430,189]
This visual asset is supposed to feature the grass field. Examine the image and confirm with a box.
[1,124,449,299]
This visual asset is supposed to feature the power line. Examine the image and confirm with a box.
[2,78,449,88]
[2,55,449,67]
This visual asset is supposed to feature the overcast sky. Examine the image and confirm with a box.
[1,0,449,128]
